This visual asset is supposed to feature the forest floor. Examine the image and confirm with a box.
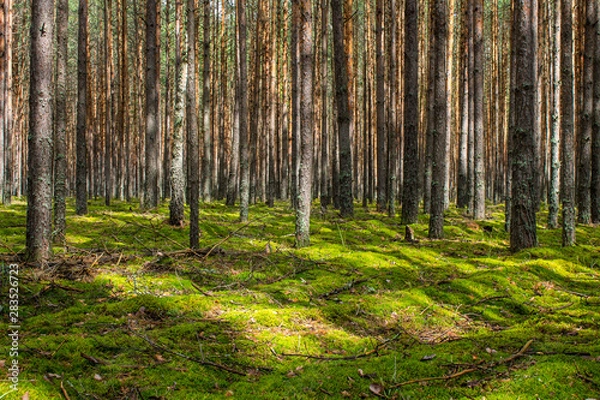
[0,199,599,399]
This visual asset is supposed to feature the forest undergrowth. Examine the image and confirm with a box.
[0,199,599,399]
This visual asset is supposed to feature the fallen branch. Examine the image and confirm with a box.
[129,327,247,376]
[60,381,71,400]
[316,278,371,300]
[472,295,509,306]
[391,339,534,388]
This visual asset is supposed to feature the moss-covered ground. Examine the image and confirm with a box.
[0,199,599,399]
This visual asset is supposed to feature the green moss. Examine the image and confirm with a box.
[1,201,599,399]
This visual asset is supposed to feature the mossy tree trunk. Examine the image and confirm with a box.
[26,0,55,262]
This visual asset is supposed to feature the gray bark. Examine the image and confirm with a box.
[26,0,55,262]
[76,0,88,215]
[401,0,419,225]
[428,0,447,239]
[510,0,538,251]
[53,0,68,243]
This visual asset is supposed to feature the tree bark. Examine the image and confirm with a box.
[473,0,485,220]
[375,0,387,212]
[201,0,211,201]
[187,0,200,247]
[237,0,250,222]
[294,0,313,247]
[144,0,160,209]
[561,0,576,246]
[76,0,88,215]
[26,0,55,262]
[593,0,600,224]
[510,0,538,251]
[53,0,68,243]
[170,0,186,226]
[428,0,447,239]
[331,0,353,218]
[548,0,560,229]
[401,0,419,225]
[578,0,595,224]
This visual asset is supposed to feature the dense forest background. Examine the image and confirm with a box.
[0,0,598,260]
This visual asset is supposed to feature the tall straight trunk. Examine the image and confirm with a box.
[169,0,186,226]
[76,0,88,215]
[375,0,387,212]
[578,0,595,224]
[201,0,211,201]
[226,42,240,206]
[187,0,200,247]
[319,0,330,209]
[387,0,397,217]
[120,0,130,201]
[144,0,160,208]
[548,0,561,228]
[561,0,576,246]
[467,0,475,212]
[1,0,12,205]
[401,0,419,224]
[331,0,353,218]
[290,0,300,210]
[428,0,447,239]
[457,5,469,209]
[510,0,538,251]
[104,0,113,206]
[295,0,313,247]
[473,0,485,220]
[26,0,55,262]
[237,0,250,222]
[593,0,600,224]
[267,0,277,208]
[53,0,68,243]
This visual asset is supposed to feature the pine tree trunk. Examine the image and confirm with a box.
[510,0,538,251]
[53,0,68,243]
[561,0,576,246]
[295,0,313,247]
[401,0,419,225]
[237,0,250,222]
[593,0,600,224]
[428,0,447,239]
[144,0,160,209]
[375,0,387,212]
[319,0,330,209]
[26,0,55,262]
[187,0,200,247]
[548,0,561,228]
[169,0,186,226]
[457,4,469,210]
[76,0,88,215]
[331,0,353,218]
[578,0,595,224]
[473,0,485,220]
[201,0,211,201]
